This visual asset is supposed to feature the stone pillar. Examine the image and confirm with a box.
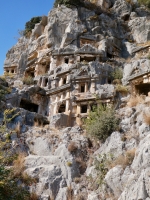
[85,83,88,92]
[87,104,90,114]
[91,81,96,93]
[50,57,56,71]
[143,75,148,83]
[59,78,63,86]
[66,91,70,98]
[60,94,63,101]
[53,104,57,114]
[66,100,70,112]
[66,75,69,83]
[56,96,59,102]
[75,83,80,92]
[77,104,81,114]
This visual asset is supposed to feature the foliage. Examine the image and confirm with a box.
[0,85,11,101]
[68,141,77,153]
[115,84,129,93]
[22,76,34,85]
[85,104,119,142]
[24,16,42,37]
[0,124,37,199]
[4,108,20,125]
[0,165,30,200]
[138,0,150,8]
[94,154,113,186]
[54,0,84,8]
[127,94,144,107]
[111,68,123,81]
[143,112,150,125]
[110,149,136,169]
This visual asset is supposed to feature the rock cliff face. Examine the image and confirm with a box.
[1,0,150,199]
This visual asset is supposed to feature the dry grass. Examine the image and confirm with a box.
[67,185,73,200]
[143,112,150,125]
[68,141,77,153]
[127,94,144,107]
[29,193,38,200]
[75,194,86,200]
[76,157,87,174]
[110,149,136,169]
[121,132,139,142]
[13,153,26,176]
[115,84,128,93]
[74,177,81,184]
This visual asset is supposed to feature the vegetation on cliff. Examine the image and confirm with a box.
[54,0,84,8]
[138,0,150,8]
[23,16,42,37]
[85,105,119,142]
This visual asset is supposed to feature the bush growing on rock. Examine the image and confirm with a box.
[127,94,144,107]
[54,0,84,8]
[138,0,150,8]
[85,104,119,142]
[111,68,123,82]
[22,76,34,85]
[23,16,42,37]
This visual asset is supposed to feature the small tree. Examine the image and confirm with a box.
[24,16,42,37]
[138,0,150,8]
[85,104,119,142]
[111,68,123,81]
[54,0,84,8]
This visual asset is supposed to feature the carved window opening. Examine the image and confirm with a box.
[81,105,87,113]
[46,64,49,73]
[108,78,112,84]
[81,84,85,93]
[135,83,150,96]
[101,78,106,85]
[45,78,48,87]
[80,56,96,62]
[107,52,113,59]
[90,104,97,112]
[20,99,39,113]
[27,70,35,78]
[65,58,69,64]
[58,104,66,113]
[63,78,66,84]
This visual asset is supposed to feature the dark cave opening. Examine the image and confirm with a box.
[20,99,39,113]
[135,83,150,96]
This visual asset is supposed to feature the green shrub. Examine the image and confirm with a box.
[0,85,11,101]
[4,108,20,125]
[22,76,34,85]
[54,0,84,8]
[138,0,150,8]
[24,16,42,37]
[94,154,110,186]
[111,68,123,81]
[85,104,119,142]
[115,84,129,93]
[0,165,30,200]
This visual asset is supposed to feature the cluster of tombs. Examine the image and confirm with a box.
[8,43,148,127]
[8,45,117,127]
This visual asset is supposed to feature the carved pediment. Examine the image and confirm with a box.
[76,44,98,54]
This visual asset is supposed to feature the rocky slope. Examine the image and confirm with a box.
[1,0,150,199]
